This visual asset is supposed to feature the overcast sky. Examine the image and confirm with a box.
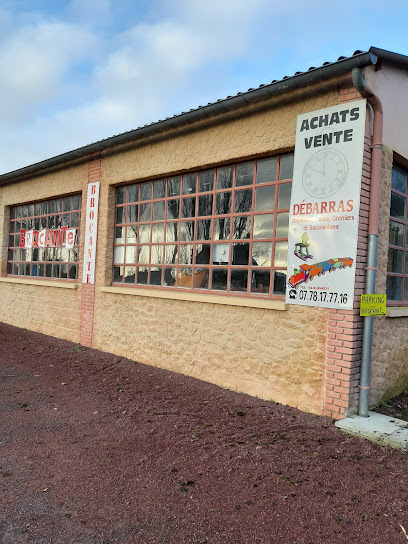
[1,0,408,174]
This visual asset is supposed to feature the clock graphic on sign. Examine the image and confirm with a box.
[302,149,348,198]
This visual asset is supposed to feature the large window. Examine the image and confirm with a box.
[7,195,81,280]
[113,154,293,298]
[387,163,408,303]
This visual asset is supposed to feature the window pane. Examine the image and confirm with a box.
[274,241,288,267]
[236,162,254,187]
[124,267,135,284]
[69,264,77,280]
[388,248,403,273]
[276,212,289,238]
[199,170,214,192]
[389,220,404,247]
[195,244,210,264]
[216,166,233,189]
[117,187,126,204]
[251,270,270,293]
[166,222,178,243]
[140,203,151,222]
[256,157,277,184]
[215,192,231,215]
[114,246,125,263]
[253,214,274,238]
[153,180,166,199]
[150,268,162,286]
[198,195,213,216]
[116,207,125,224]
[234,189,252,213]
[165,245,178,264]
[140,182,152,201]
[252,242,272,267]
[128,184,138,203]
[183,173,197,194]
[126,225,137,243]
[72,196,80,210]
[279,154,294,180]
[273,270,287,295]
[180,221,194,241]
[213,243,230,265]
[150,245,163,265]
[152,223,165,243]
[136,267,148,284]
[125,246,137,264]
[179,244,193,265]
[182,197,196,218]
[232,243,249,265]
[138,224,151,243]
[138,246,150,264]
[231,269,248,292]
[392,165,407,193]
[278,183,291,209]
[168,177,181,197]
[163,267,176,286]
[404,279,408,301]
[212,269,228,290]
[178,268,192,288]
[214,218,230,240]
[255,186,275,212]
[153,201,165,221]
[197,219,212,240]
[390,193,406,220]
[167,199,180,221]
[127,204,138,223]
[386,276,402,301]
[233,216,251,239]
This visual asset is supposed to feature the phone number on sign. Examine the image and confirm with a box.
[297,290,348,304]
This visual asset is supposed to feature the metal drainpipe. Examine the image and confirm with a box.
[351,67,384,417]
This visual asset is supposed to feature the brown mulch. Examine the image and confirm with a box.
[0,322,407,544]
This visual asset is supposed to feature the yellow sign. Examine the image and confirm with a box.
[360,294,386,316]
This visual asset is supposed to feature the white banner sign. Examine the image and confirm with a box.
[285,99,366,309]
[82,181,100,284]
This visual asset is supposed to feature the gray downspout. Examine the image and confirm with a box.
[351,67,384,417]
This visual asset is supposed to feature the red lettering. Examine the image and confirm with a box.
[45,230,53,247]
[293,204,300,215]
[87,261,91,271]
[60,226,68,243]
[86,273,91,284]
[67,230,74,246]
[88,248,92,259]
[89,223,94,233]
[329,201,336,213]
[32,230,39,247]
[89,210,94,220]
[19,229,26,248]
[91,184,96,194]
[38,230,46,247]
[337,200,345,212]
[89,236,93,246]
[346,199,354,212]
[52,229,61,246]
[306,203,312,214]
[90,197,95,208]
[321,202,327,213]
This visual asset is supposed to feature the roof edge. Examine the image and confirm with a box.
[0,50,379,185]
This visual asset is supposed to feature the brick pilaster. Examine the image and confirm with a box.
[323,88,372,418]
[79,157,101,347]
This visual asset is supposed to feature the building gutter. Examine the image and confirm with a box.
[0,52,378,185]
[351,67,384,417]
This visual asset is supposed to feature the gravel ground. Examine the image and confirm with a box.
[0,322,407,544]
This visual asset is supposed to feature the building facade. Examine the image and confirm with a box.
[1,47,408,418]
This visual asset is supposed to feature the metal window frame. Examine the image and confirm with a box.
[112,154,293,299]
[7,195,82,282]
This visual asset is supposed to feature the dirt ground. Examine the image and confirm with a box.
[372,390,408,423]
[1,322,408,544]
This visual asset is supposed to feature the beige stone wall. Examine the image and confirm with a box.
[370,145,408,404]
[0,163,87,342]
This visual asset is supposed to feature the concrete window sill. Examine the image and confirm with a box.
[101,286,287,311]
[386,307,408,318]
[0,277,78,289]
